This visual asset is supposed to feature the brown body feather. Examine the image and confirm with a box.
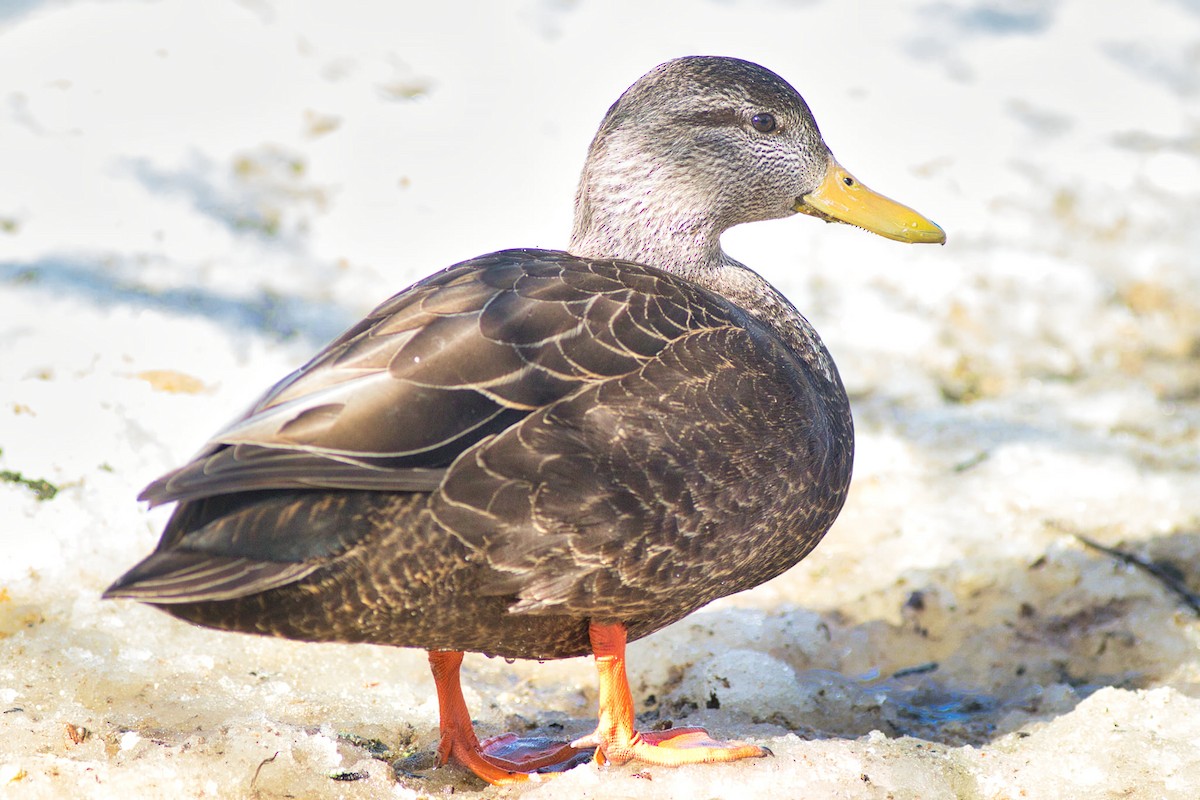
[108,250,852,659]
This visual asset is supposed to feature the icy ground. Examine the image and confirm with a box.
[2,1,1199,798]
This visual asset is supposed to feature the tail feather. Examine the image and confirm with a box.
[103,549,319,604]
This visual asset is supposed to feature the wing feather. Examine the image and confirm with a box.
[141,250,739,506]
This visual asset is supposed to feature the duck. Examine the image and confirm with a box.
[105,56,945,784]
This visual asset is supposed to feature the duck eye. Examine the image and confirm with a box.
[750,112,776,133]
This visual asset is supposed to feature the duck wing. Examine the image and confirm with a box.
[140,248,740,508]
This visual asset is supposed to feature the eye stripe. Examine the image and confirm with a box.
[681,109,741,127]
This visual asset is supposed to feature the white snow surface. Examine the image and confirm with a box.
[2,1,1199,798]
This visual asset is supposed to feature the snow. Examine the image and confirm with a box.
[2,0,1199,797]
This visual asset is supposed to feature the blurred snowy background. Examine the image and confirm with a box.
[1,1,1198,797]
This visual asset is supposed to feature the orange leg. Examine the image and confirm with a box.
[427,650,585,785]
[570,622,771,767]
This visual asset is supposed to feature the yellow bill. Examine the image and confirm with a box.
[795,157,946,244]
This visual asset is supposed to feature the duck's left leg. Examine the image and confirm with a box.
[570,622,771,767]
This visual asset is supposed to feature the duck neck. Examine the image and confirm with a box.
[568,199,724,281]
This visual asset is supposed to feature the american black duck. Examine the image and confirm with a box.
[106,56,945,784]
